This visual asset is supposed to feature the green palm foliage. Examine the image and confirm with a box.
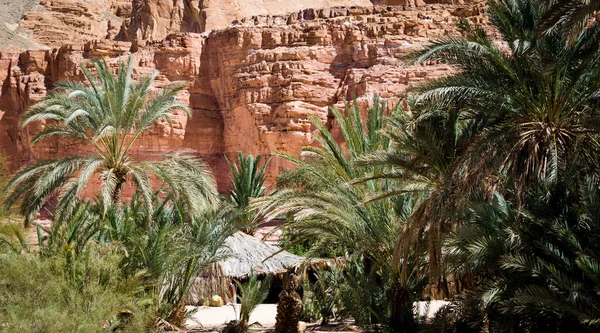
[356,105,470,285]
[237,273,271,325]
[539,0,600,44]
[260,98,394,260]
[45,193,235,324]
[276,97,388,187]
[265,182,408,262]
[357,0,600,287]
[444,177,600,331]
[0,223,27,254]
[226,152,270,233]
[5,56,218,224]
[254,97,395,259]
[254,98,428,331]
[412,0,600,196]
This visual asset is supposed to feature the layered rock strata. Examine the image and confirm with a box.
[18,0,131,47]
[0,2,490,191]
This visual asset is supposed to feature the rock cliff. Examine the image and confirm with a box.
[0,0,490,191]
[6,0,408,48]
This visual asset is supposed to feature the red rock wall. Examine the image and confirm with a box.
[0,2,490,191]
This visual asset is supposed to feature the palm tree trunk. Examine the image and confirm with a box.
[389,279,417,333]
[111,173,127,209]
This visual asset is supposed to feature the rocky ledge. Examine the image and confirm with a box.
[0,2,490,191]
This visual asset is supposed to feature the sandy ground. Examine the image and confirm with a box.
[185,301,449,330]
[414,301,449,319]
[186,304,278,329]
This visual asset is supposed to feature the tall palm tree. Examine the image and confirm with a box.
[411,0,600,200]
[356,104,472,293]
[226,152,270,234]
[5,57,219,224]
[357,0,600,296]
[254,98,427,331]
[255,97,394,260]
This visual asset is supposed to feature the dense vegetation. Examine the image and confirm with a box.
[0,0,599,332]
[0,59,236,331]
[258,0,600,331]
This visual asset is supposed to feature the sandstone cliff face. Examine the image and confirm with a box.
[9,0,471,49]
[0,1,489,191]
[5,0,381,48]
[18,0,131,47]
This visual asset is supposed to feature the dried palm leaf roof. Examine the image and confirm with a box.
[204,231,304,279]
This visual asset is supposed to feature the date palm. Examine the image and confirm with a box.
[357,0,600,295]
[254,98,427,331]
[254,97,396,260]
[444,176,600,331]
[356,105,472,292]
[5,57,218,224]
[412,0,600,199]
[45,193,235,325]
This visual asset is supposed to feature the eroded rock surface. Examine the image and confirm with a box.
[0,1,489,191]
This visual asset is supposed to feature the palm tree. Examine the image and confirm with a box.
[254,98,428,331]
[5,57,219,224]
[226,152,270,234]
[48,193,235,326]
[238,274,271,326]
[274,97,389,186]
[411,0,600,200]
[108,196,233,325]
[539,0,600,44]
[356,0,600,298]
[442,176,600,331]
[254,97,394,259]
[356,104,472,295]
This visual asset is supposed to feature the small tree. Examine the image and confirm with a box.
[6,56,219,225]
[223,273,270,333]
[226,152,270,234]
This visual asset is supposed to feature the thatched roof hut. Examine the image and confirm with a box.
[186,232,305,305]
[215,232,304,278]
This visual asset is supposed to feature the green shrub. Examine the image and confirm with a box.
[237,273,271,325]
[223,273,270,333]
[39,194,234,326]
[0,222,27,254]
[0,246,154,332]
[300,268,344,325]
[339,261,390,330]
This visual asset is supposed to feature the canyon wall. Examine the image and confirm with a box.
[0,0,490,191]
[11,0,411,48]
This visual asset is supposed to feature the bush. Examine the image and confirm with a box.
[339,261,390,329]
[0,246,154,332]
[238,274,271,325]
[222,274,270,333]
[422,293,484,333]
[300,268,344,325]
[41,195,234,326]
